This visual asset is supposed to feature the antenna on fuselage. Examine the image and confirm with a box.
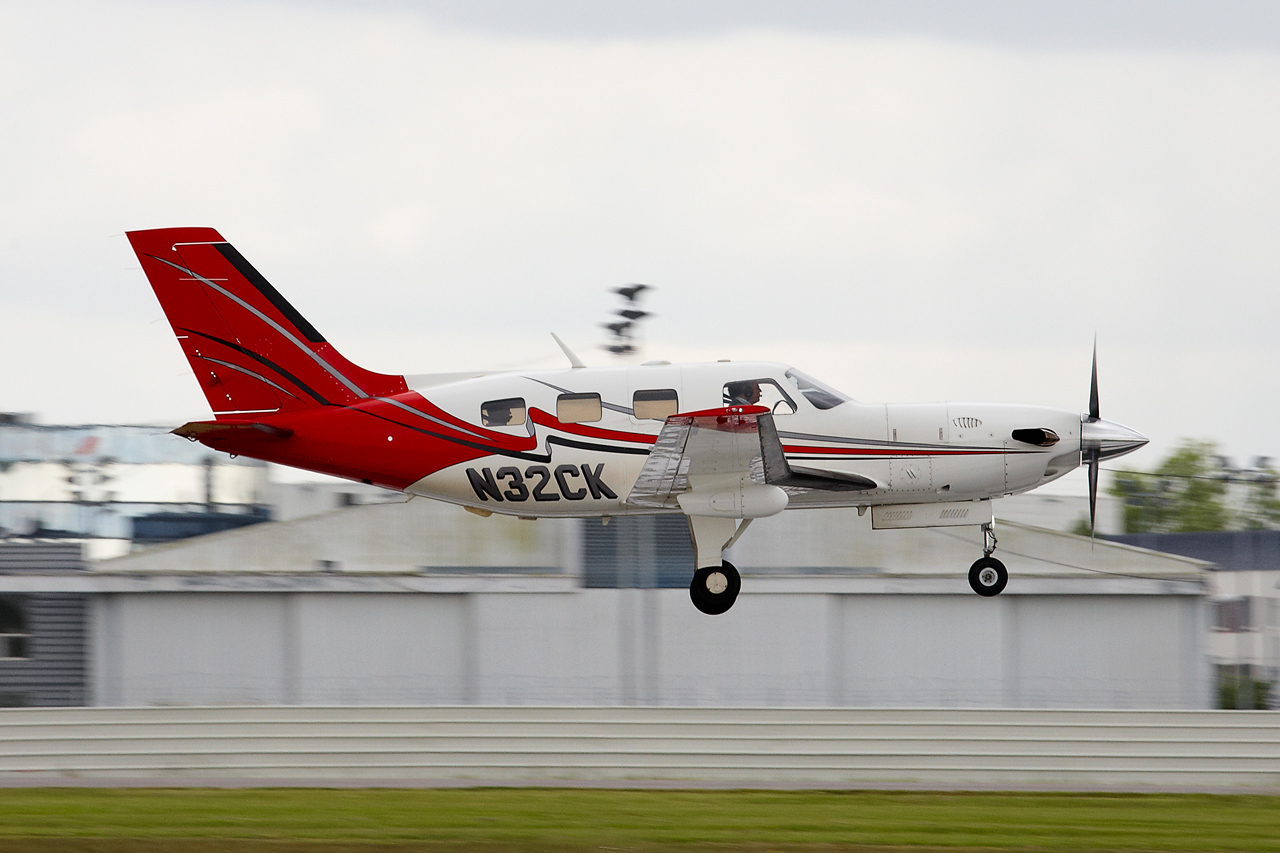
[551,332,586,369]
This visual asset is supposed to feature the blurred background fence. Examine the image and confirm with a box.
[1,705,1277,789]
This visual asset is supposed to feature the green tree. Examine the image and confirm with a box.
[1239,471,1280,530]
[1110,439,1232,533]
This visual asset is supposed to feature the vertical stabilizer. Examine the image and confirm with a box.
[127,227,407,418]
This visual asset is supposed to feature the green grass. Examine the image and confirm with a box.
[0,788,1276,852]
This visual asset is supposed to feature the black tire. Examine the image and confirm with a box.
[968,556,1008,596]
[689,560,742,615]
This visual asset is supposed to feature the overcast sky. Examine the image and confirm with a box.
[3,0,1280,486]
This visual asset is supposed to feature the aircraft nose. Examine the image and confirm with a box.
[1081,416,1149,461]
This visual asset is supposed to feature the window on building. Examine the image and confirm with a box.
[722,379,796,415]
[557,392,602,424]
[1213,597,1252,632]
[632,389,678,420]
[0,598,28,660]
[481,397,526,427]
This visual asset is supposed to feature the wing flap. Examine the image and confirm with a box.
[626,406,879,508]
[626,406,766,508]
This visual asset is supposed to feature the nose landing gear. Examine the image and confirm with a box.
[968,521,1008,596]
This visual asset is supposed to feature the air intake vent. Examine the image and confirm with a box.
[1012,427,1060,447]
[952,417,982,429]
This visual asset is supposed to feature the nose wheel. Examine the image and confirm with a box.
[968,521,1008,596]
[690,561,741,615]
[968,556,1008,596]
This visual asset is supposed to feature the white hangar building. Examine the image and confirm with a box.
[2,498,1208,710]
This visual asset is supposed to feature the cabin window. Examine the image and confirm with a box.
[722,379,796,415]
[481,397,526,427]
[0,598,28,660]
[557,392,602,424]
[633,389,678,420]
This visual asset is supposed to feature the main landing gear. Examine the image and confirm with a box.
[968,521,1008,597]
[690,561,742,615]
[686,515,749,615]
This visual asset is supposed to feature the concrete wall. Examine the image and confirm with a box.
[78,503,1213,710]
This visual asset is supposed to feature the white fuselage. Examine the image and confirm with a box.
[407,360,1083,518]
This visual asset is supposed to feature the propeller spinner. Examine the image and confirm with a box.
[1081,341,1148,535]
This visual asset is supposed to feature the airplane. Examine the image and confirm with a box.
[127,227,1149,614]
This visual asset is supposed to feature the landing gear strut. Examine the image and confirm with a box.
[968,521,1008,597]
[685,515,748,615]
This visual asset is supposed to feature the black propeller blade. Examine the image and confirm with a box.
[1087,446,1100,537]
[1086,338,1100,539]
[1089,337,1100,422]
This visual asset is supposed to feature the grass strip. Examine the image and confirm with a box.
[0,788,1276,851]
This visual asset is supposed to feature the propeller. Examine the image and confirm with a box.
[1080,338,1149,538]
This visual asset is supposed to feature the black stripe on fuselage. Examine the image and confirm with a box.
[351,406,650,464]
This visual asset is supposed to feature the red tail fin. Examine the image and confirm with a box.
[128,227,406,418]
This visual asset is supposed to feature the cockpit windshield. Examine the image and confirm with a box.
[784,368,851,410]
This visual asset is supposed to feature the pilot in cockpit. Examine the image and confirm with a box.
[725,380,762,406]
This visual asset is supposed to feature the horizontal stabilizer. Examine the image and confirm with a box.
[173,420,294,441]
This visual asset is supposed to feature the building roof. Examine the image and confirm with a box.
[12,499,1202,598]
[1107,530,1280,572]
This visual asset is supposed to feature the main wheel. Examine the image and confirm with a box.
[968,556,1008,597]
[689,560,741,615]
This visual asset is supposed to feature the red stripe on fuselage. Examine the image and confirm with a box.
[181,394,659,489]
[782,445,1007,457]
[529,408,657,445]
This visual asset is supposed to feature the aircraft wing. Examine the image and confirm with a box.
[626,407,876,509]
[755,413,878,493]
